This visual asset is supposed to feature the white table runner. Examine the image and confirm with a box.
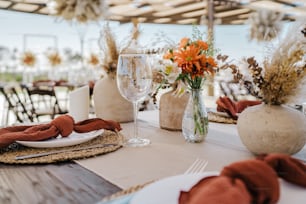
[75,111,255,189]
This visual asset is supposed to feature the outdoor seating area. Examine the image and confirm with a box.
[0,1,305,204]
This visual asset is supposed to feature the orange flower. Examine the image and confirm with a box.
[207,56,217,67]
[174,45,201,66]
[163,50,174,60]
[195,40,208,51]
[179,37,190,48]
[163,36,218,89]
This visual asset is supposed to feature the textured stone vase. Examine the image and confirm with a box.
[159,89,189,131]
[93,75,133,122]
[237,104,306,155]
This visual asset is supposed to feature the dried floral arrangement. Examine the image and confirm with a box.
[46,51,62,67]
[248,9,283,42]
[87,53,100,67]
[231,23,306,105]
[98,21,140,79]
[48,0,108,23]
[21,51,36,67]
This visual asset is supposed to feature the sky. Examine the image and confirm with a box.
[0,9,292,61]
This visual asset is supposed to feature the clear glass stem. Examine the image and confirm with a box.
[133,101,139,139]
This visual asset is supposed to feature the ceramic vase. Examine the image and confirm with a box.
[159,89,189,131]
[237,103,306,155]
[93,75,133,122]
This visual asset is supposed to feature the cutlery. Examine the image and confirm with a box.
[15,143,119,160]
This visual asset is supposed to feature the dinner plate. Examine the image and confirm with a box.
[130,172,219,204]
[16,129,104,148]
[130,172,306,204]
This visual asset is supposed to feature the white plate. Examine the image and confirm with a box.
[16,129,104,148]
[130,172,218,204]
[130,172,306,204]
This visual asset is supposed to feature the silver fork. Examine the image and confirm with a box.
[184,158,208,174]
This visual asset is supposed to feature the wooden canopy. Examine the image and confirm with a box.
[0,0,305,25]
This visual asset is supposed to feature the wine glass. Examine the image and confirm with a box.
[116,53,152,147]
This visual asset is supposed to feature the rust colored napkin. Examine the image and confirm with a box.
[216,96,261,119]
[179,153,306,204]
[0,115,121,148]
[179,176,252,204]
[74,118,121,133]
[257,154,306,187]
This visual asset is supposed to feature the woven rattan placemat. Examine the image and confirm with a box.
[0,130,122,164]
[208,111,237,124]
[100,181,153,203]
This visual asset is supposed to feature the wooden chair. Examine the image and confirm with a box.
[0,84,34,125]
[218,80,251,101]
[20,83,68,122]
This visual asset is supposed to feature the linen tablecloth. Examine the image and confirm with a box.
[75,110,255,189]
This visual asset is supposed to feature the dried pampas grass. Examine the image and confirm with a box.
[98,22,119,79]
[248,9,283,42]
[98,21,141,78]
[235,22,306,105]
[49,0,108,23]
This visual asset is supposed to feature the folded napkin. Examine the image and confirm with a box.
[179,153,306,204]
[74,118,121,133]
[69,85,90,122]
[257,154,306,187]
[179,176,252,204]
[0,115,121,148]
[216,96,261,119]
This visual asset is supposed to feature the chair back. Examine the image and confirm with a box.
[0,84,34,124]
[20,83,67,121]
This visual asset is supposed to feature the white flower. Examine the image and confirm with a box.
[172,81,187,97]
[160,60,181,84]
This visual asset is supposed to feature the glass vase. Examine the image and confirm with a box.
[182,89,208,143]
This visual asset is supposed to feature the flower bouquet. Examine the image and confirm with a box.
[160,28,218,142]
[232,22,306,155]
[233,23,306,105]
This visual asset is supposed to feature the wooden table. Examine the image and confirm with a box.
[1,110,305,204]
[0,162,121,204]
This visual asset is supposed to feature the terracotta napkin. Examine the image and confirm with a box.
[257,154,306,187]
[0,115,121,148]
[74,118,122,133]
[179,153,306,204]
[216,96,261,119]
